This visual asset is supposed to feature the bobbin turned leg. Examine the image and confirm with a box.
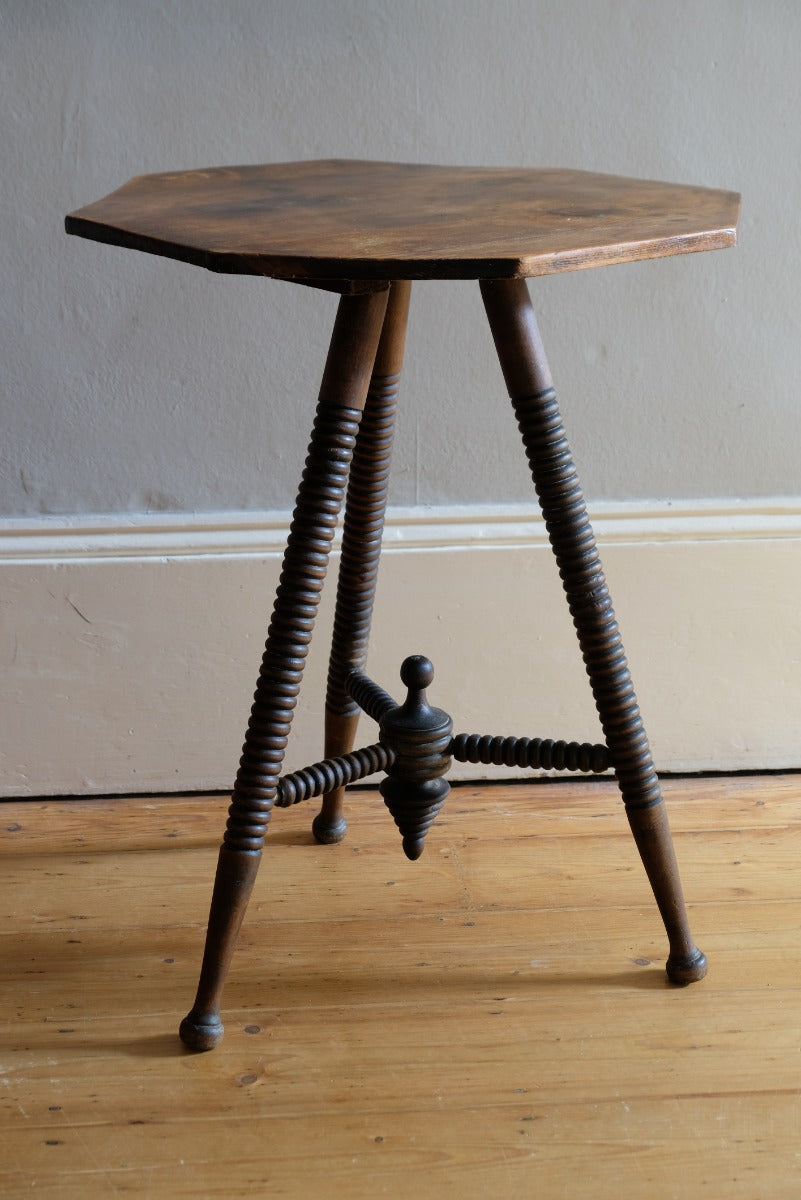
[480,278,706,986]
[313,281,412,844]
[179,287,389,1051]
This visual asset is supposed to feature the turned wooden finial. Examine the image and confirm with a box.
[379,656,453,860]
[399,654,435,702]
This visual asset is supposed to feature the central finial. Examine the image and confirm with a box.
[400,654,435,702]
[379,655,453,860]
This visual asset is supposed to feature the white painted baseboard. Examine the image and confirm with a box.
[3,499,801,796]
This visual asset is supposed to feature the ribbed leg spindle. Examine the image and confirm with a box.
[480,278,706,986]
[180,287,389,1051]
[314,280,412,844]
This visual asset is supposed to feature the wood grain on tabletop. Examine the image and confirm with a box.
[65,160,740,287]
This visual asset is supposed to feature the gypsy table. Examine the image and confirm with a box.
[66,161,740,1051]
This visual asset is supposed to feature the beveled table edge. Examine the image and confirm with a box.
[65,160,740,292]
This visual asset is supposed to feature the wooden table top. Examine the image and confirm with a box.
[66,160,739,291]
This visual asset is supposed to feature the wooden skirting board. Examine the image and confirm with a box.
[2,498,801,796]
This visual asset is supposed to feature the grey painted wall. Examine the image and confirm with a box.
[2,0,798,517]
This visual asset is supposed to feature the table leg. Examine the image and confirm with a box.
[179,286,389,1051]
[314,280,412,844]
[480,277,707,986]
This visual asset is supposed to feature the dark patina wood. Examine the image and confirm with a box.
[314,279,411,844]
[66,160,739,290]
[451,732,609,773]
[378,657,453,862]
[64,159,738,1050]
[480,277,707,984]
[178,286,388,1051]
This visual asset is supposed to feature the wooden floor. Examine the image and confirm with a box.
[1,774,800,1198]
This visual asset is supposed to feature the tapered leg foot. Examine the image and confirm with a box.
[625,801,706,983]
[179,1010,224,1052]
[313,712,360,843]
[312,808,348,844]
[178,843,261,1051]
[666,946,708,985]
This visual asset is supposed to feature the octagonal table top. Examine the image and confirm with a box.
[66,159,739,292]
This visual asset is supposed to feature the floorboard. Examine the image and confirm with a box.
[1,775,800,1198]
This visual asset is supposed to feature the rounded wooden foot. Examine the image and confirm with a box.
[179,1009,224,1052]
[665,946,708,986]
[312,809,348,844]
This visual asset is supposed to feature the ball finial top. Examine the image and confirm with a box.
[400,655,434,691]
